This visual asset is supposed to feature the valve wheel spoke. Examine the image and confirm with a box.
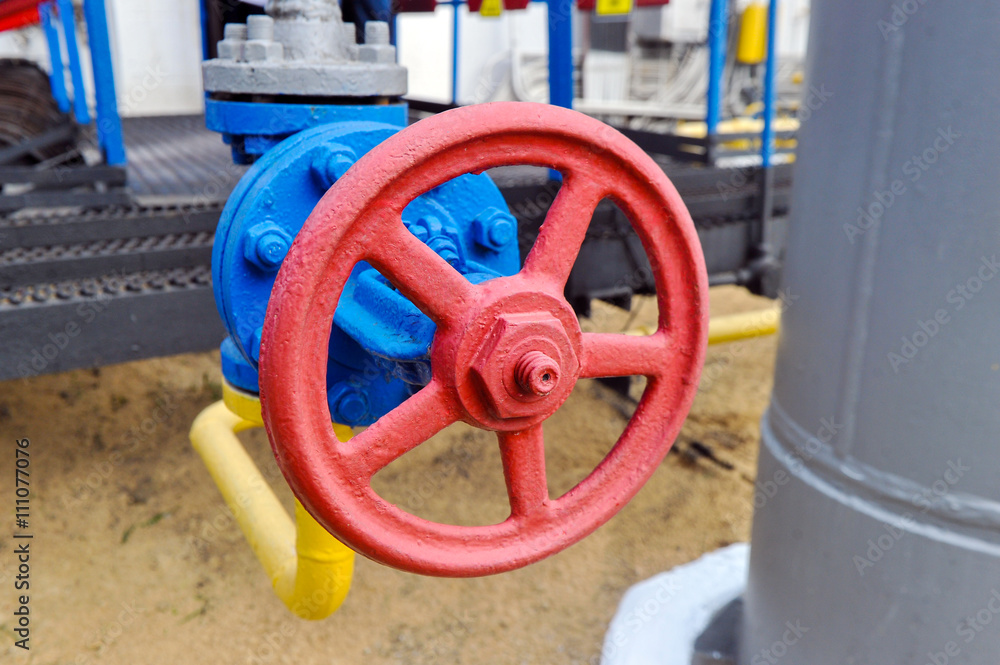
[368,219,479,327]
[342,379,460,477]
[521,175,607,290]
[579,331,672,378]
[498,425,550,518]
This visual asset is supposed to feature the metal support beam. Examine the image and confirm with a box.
[56,0,91,125]
[546,0,573,110]
[451,1,460,104]
[39,2,70,114]
[705,0,728,140]
[82,0,125,165]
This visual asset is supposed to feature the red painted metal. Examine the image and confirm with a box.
[467,0,530,11]
[0,0,40,32]
[0,6,37,32]
[259,101,708,577]
[0,0,41,19]
[395,0,438,11]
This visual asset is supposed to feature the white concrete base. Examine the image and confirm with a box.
[600,543,749,665]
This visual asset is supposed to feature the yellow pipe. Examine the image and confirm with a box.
[707,305,781,345]
[626,305,780,345]
[189,381,355,620]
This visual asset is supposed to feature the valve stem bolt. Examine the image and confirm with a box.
[514,351,560,397]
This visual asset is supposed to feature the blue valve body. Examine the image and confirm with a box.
[212,119,519,426]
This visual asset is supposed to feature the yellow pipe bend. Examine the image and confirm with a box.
[189,382,355,620]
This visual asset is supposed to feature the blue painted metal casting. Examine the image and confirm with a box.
[83,0,125,165]
[760,0,778,168]
[39,3,70,114]
[213,120,520,426]
[205,98,408,164]
[57,0,90,125]
[706,0,729,136]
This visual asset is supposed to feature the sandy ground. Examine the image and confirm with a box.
[0,285,777,665]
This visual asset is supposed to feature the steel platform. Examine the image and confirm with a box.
[0,113,789,381]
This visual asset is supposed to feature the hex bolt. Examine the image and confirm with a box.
[246,15,275,41]
[328,383,370,426]
[427,236,461,268]
[405,221,429,243]
[244,222,293,271]
[365,21,390,45]
[342,23,357,45]
[224,23,248,41]
[311,146,356,189]
[218,23,248,60]
[245,40,284,63]
[473,208,517,252]
[514,351,560,397]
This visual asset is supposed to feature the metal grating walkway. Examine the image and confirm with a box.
[122,114,245,200]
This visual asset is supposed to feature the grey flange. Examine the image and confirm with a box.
[203,1,406,98]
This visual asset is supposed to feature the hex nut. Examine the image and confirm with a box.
[311,145,357,189]
[244,221,293,271]
[470,313,577,420]
[327,382,371,426]
[245,40,284,63]
[358,44,396,64]
[473,208,517,252]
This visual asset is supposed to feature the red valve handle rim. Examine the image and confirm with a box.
[259,101,708,577]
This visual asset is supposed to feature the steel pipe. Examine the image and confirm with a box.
[741,0,1000,661]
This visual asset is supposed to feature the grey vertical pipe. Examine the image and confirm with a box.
[740,1,1000,663]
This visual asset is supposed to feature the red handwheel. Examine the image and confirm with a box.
[259,102,708,577]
